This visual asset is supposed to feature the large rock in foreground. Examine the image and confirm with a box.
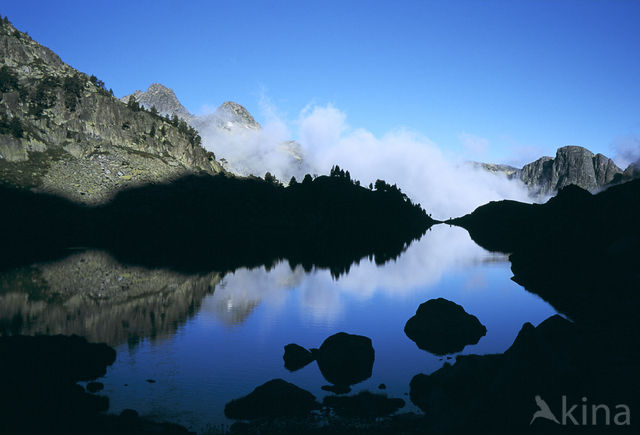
[224,378,320,420]
[313,332,375,393]
[407,315,631,434]
[404,298,486,355]
[0,334,116,384]
[0,335,115,432]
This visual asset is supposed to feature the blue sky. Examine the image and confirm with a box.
[3,0,639,166]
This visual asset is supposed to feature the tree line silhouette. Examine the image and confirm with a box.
[1,169,436,276]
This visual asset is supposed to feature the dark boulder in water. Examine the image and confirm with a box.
[313,332,375,393]
[224,378,320,420]
[407,315,607,434]
[323,391,405,418]
[283,343,315,371]
[404,298,486,355]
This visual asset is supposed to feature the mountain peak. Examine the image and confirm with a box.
[216,101,260,129]
[520,146,621,194]
[121,83,192,120]
[147,82,172,92]
[477,146,627,195]
[556,145,594,157]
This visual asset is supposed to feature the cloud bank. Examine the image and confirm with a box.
[199,103,534,219]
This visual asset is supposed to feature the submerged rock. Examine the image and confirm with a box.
[404,298,486,355]
[313,332,375,393]
[224,378,320,420]
[283,343,315,371]
[323,391,405,418]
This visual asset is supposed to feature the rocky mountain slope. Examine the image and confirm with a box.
[0,18,224,204]
[611,158,640,185]
[471,162,519,177]
[477,145,625,195]
[122,82,306,178]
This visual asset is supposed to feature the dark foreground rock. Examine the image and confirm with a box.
[0,334,193,434]
[323,391,405,418]
[313,332,375,393]
[283,343,315,371]
[282,333,375,393]
[224,379,321,420]
[451,180,640,334]
[443,180,640,433]
[404,298,486,355]
[410,314,637,434]
[228,413,427,434]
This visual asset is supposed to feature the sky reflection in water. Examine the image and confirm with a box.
[99,225,557,431]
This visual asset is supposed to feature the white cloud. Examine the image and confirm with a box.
[199,102,535,219]
[612,134,640,169]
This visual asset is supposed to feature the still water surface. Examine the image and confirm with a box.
[91,225,557,431]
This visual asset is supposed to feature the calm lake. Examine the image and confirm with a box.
[1,225,558,432]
